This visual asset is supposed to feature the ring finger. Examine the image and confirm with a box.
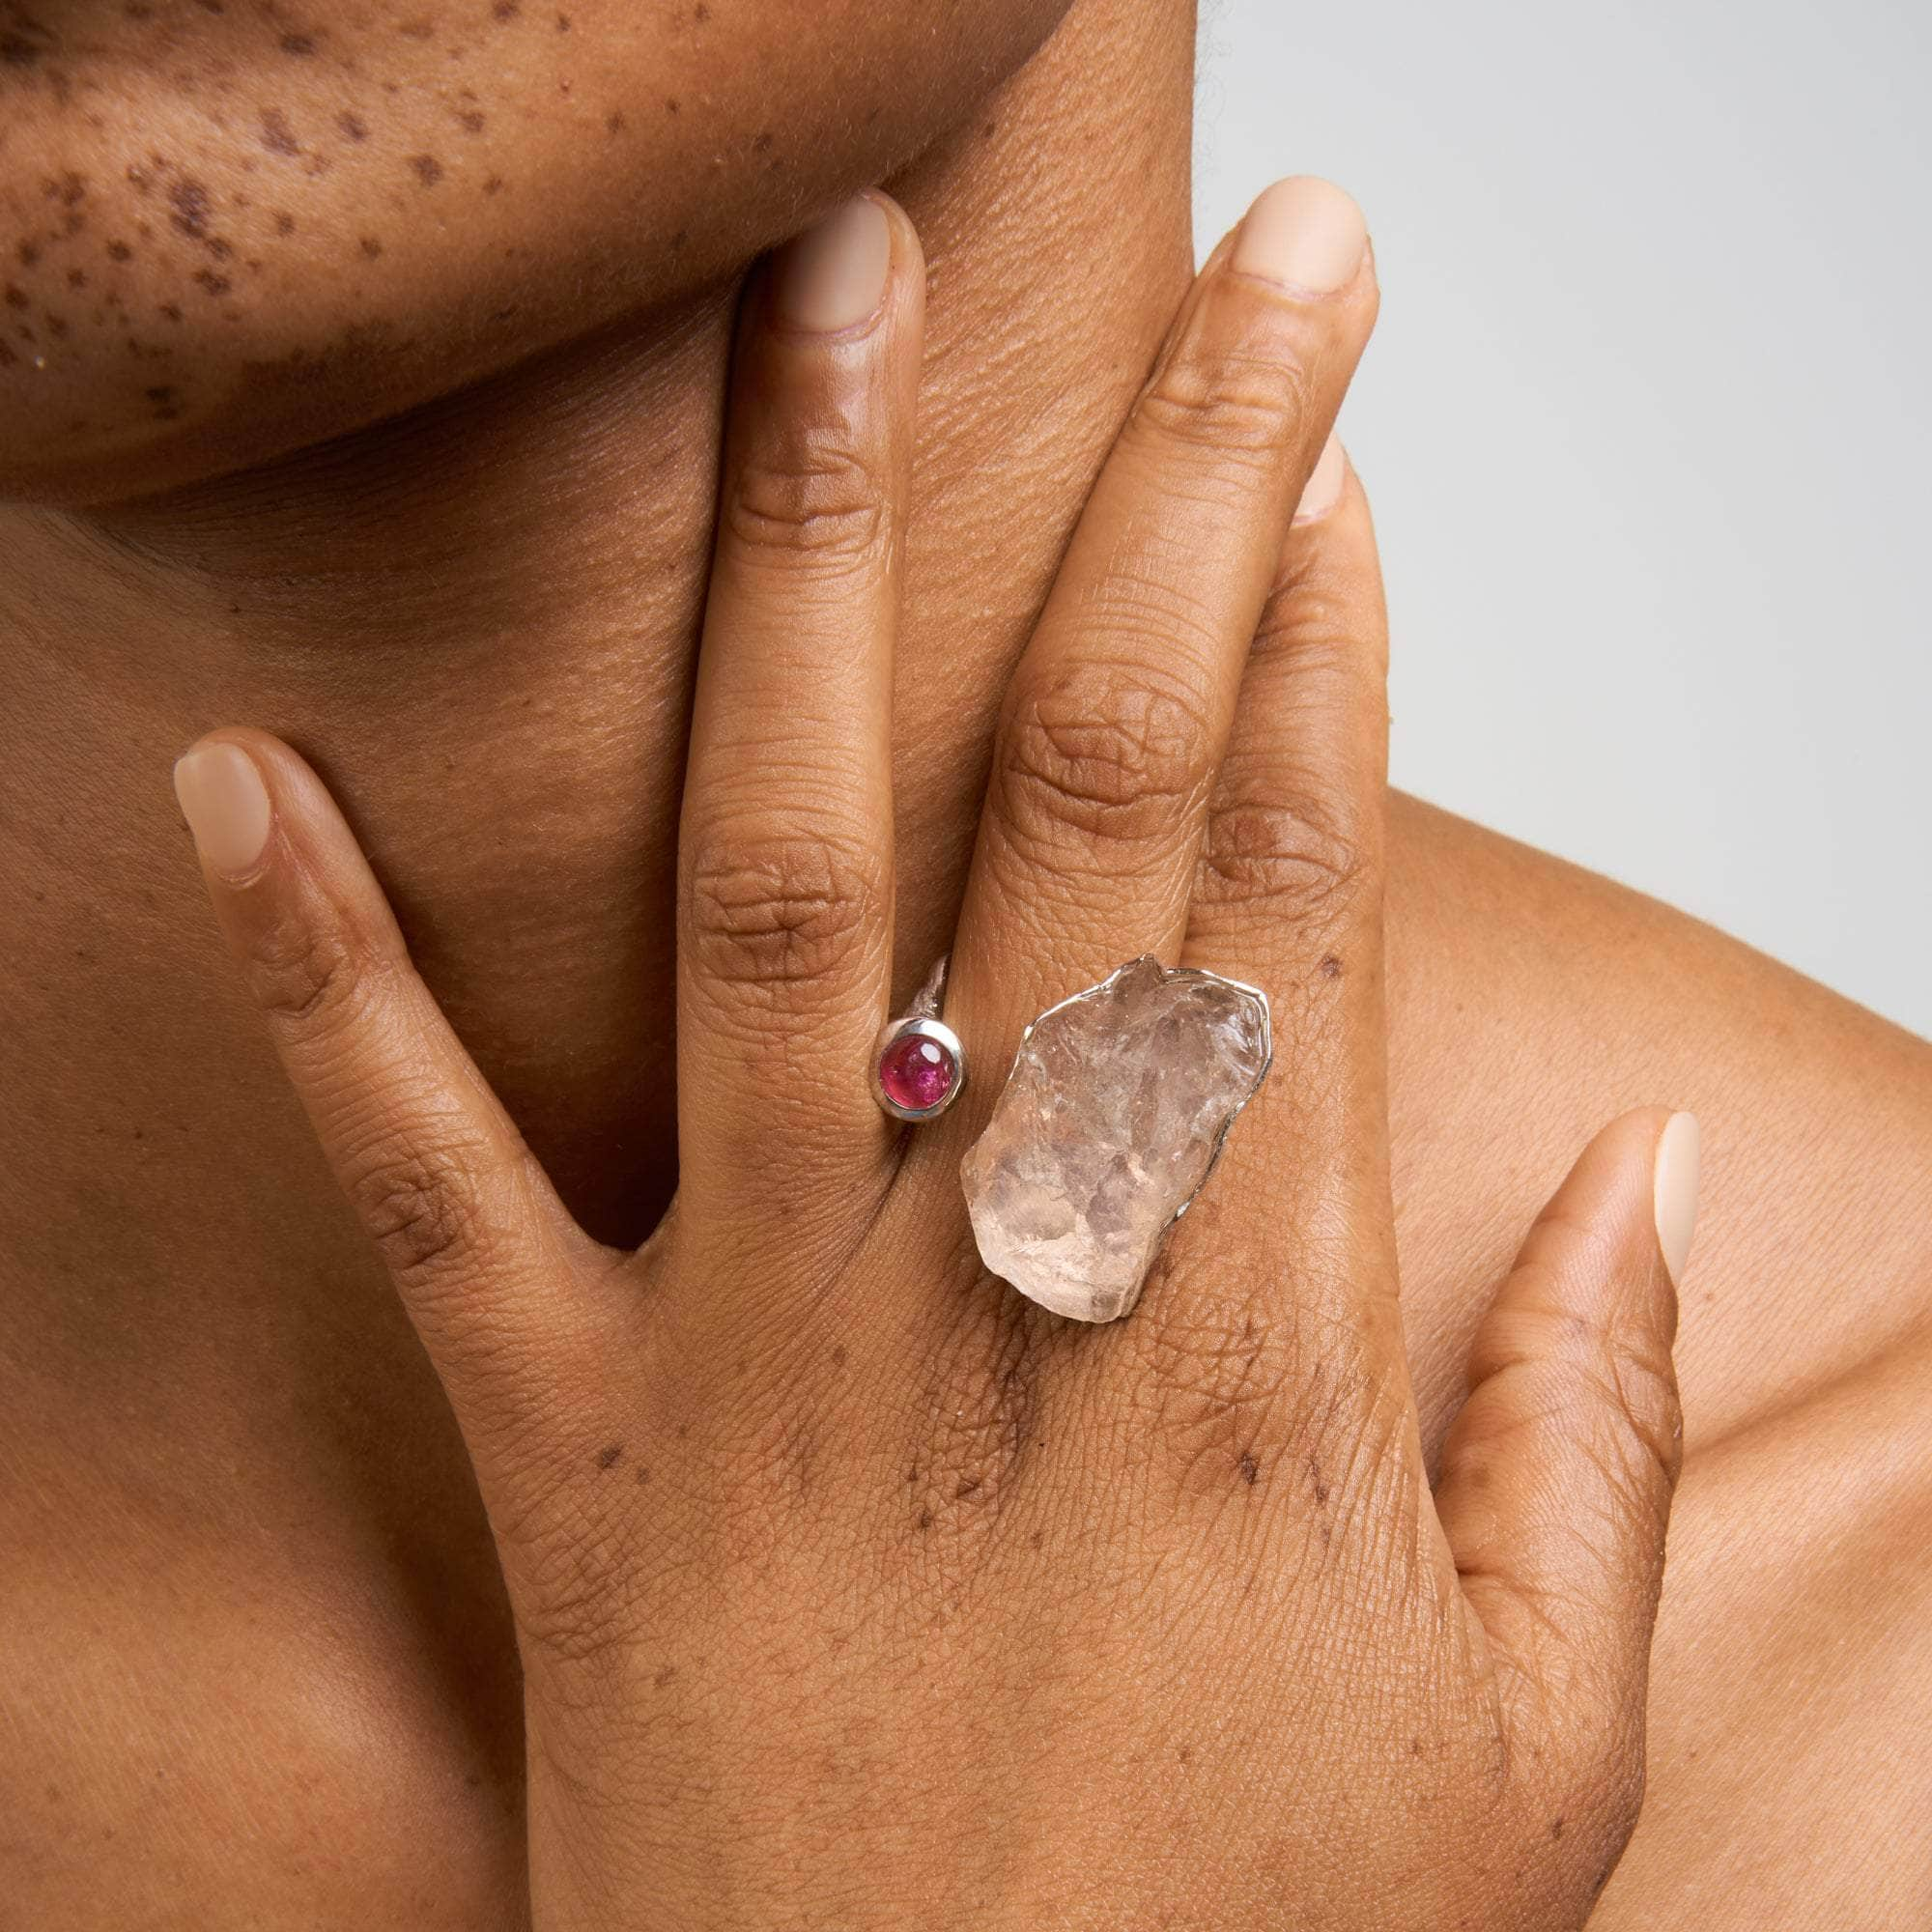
[671,192,924,1269]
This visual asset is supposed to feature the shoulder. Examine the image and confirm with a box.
[1383,791,1932,1455]
[1384,795,1932,1926]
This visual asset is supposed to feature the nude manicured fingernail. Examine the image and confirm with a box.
[1233,176,1368,294]
[771,195,893,332]
[1293,434,1348,523]
[173,740,271,876]
[1653,1111,1701,1289]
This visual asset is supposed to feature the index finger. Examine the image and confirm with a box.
[171,728,610,1461]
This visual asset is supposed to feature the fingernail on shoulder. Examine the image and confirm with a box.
[1232,176,1368,296]
[1652,1111,1702,1289]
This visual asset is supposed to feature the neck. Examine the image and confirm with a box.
[0,0,1195,1474]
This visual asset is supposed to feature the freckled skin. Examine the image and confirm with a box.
[10,4,1920,1926]
[0,0,1074,503]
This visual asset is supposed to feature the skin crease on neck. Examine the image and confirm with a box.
[5,1,1932,1926]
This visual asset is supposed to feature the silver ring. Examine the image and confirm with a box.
[871,952,967,1122]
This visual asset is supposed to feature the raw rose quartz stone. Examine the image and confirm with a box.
[960,955,1270,1322]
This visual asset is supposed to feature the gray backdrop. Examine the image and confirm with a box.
[1195,0,1929,1037]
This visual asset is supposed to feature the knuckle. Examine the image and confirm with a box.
[1263,566,1390,680]
[997,659,1213,858]
[1136,338,1318,468]
[723,435,888,574]
[1605,1326,1685,1501]
[684,816,886,1004]
[239,892,382,1032]
[1198,782,1366,926]
[338,1128,492,1289]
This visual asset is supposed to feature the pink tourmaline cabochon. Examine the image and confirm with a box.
[878,1033,958,1114]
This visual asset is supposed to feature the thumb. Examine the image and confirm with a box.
[1435,1107,1699,1736]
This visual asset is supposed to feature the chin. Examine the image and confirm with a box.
[0,0,1074,506]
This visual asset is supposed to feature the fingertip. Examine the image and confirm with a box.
[763,189,923,342]
[173,733,272,880]
[1567,1103,1698,1305]
[1291,433,1349,524]
[1653,1110,1701,1292]
[865,188,923,269]
[769,194,893,334]
[1232,175,1370,297]
[1267,437,1384,671]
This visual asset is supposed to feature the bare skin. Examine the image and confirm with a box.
[1,0,1927,1924]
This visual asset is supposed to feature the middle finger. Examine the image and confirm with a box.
[938,178,1378,1145]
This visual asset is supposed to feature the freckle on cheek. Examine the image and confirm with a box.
[261,108,300,155]
[167,179,212,240]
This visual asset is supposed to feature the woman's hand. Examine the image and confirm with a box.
[169,179,1697,1929]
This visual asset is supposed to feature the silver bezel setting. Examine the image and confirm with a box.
[872,1014,967,1122]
